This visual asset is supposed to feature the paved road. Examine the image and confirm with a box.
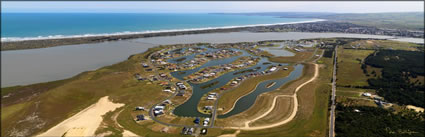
[146,46,329,132]
[210,93,221,127]
[147,47,216,129]
[329,46,337,137]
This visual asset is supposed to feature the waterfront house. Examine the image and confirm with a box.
[362,92,372,97]
[163,89,172,93]
[207,95,217,100]
[154,110,164,116]
[204,106,213,110]
[154,105,165,110]
[136,115,145,121]
[163,100,172,104]
[135,106,145,111]
[177,90,185,96]
[142,63,149,68]
[161,127,169,133]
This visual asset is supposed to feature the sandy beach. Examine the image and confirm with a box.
[1,19,324,51]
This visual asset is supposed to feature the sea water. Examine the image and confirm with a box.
[1,13,315,41]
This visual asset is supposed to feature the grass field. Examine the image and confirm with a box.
[1,46,173,136]
[336,48,374,87]
[217,66,294,115]
[268,48,316,63]
[324,12,424,31]
[336,87,377,100]
[336,96,377,107]
[237,58,332,137]
[1,102,30,122]
[95,108,125,137]
[215,62,316,128]
[250,97,294,127]
[342,40,423,51]
[215,94,277,127]
[2,40,341,136]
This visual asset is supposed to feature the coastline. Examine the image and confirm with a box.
[2,19,324,42]
[1,19,324,51]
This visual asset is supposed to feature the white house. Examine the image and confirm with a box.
[362,92,372,97]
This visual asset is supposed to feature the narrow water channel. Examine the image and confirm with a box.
[170,47,303,118]
[218,64,304,118]
[258,43,295,57]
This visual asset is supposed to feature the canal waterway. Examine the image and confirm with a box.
[218,64,304,118]
[258,43,295,56]
[169,47,303,118]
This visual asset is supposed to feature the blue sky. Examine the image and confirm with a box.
[2,1,424,13]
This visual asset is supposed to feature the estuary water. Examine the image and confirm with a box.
[1,32,423,87]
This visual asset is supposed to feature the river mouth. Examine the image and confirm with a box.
[169,46,304,118]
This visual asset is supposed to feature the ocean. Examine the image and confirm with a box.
[1,13,316,41]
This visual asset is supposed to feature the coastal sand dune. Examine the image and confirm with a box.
[36,96,124,137]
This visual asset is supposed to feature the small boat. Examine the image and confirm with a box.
[266,82,276,88]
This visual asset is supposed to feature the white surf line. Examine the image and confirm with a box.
[2,19,325,42]
[227,63,319,131]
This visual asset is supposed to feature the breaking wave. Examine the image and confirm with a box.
[1,19,325,42]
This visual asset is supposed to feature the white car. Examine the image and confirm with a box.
[203,118,210,126]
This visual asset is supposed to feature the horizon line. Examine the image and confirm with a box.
[2,11,424,14]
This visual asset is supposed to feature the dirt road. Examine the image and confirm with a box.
[227,63,319,131]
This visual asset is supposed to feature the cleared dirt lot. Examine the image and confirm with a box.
[250,97,294,127]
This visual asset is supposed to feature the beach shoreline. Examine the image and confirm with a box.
[2,19,325,42]
[1,19,325,51]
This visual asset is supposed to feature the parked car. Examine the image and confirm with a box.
[200,128,207,135]
[203,118,210,126]
[194,117,200,124]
